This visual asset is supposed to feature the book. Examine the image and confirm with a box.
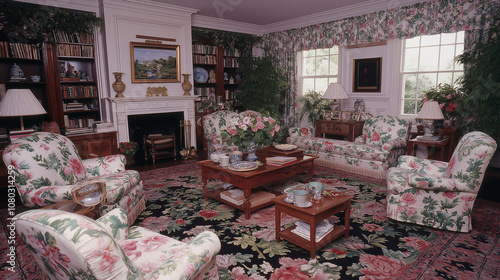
[220,189,275,206]
[291,220,334,242]
[266,156,297,166]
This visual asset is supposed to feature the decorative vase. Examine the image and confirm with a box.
[246,141,258,161]
[182,74,192,96]
[112,72,126,97]
[125,154,135,166]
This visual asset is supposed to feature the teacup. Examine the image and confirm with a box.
[220,154,230,167]
[30,75,41,82]
[293,190,308,207]
[284,187,295,202]
[308,182,324,202]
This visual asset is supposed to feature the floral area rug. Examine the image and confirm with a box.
[0,163,499,279]
[136,163,500,279]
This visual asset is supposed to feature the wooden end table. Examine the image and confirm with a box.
[315,119,364,142]
[408,137,449,161]
[272,194,354,258]
[198,155,318,219]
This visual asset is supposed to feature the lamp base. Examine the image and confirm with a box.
[423,120,435,137]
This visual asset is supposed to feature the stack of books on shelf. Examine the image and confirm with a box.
[64,102,85,112]
[64,127,93,136]
[266,156,297,166]
[291,220,334,242]
[93,121,115,133]
[220,189,275,207]
[61,85,96,98]
[9,129,34,141]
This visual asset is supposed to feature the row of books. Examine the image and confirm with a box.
[291,220,334,242]
[57,44,94,58]
[193,54,217,65]
[53,31,94,44]
[64,115,94,129]
[194,87,216,96]
[266,156,297,166]
[0,42,40,59]
[223,57,240,68]
[61,85,97,98]
[64,102,87,112]
[192,44,217,55]
[220,189,275,207]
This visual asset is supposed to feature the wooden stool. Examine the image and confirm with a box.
[144,134,176,164]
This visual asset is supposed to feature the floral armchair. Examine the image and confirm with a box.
[2,132,145,224]
[386,131,497,232]
[287,115,411,179]
[14,208,221,279]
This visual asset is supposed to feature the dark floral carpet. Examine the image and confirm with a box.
[1,163,499,279]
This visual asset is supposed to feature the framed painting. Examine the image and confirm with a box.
[340,111,351,121]
[353,57,381,92]
[349,112,360,121]
[331,111,340,120]
[130,42,180,83]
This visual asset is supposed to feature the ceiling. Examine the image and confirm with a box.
[152,0,385,26]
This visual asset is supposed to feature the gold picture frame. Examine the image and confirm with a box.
[130,42,180,83]
[340,111,351,121]
[350,112,360,121]
[331,111,340,120]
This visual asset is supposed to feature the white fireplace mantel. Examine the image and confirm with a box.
[106,96,198,145]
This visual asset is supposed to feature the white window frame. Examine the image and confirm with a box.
[297,46,341,96]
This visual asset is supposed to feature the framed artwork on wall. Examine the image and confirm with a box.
[130,42,180,83]
[353,57,382,92]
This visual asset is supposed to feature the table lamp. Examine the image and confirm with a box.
[417,100,444,137]
[323,83,349,112]
[0,89,47,130]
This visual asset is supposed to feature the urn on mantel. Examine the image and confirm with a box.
[112,72,126,97]
[181,74,192,96]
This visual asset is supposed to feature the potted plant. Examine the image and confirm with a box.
[421,83,464,127]
[298,91,332,127]
[456,10,500,166]
[119,142,138,165]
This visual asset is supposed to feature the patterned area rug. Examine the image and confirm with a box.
[1,163,499,279]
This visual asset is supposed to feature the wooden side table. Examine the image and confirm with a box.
[144,134,176,164]
[315,119,364,142]
[273,194,353,258]
[408,137,450,162]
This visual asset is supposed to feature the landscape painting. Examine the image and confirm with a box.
[130,42,180,83]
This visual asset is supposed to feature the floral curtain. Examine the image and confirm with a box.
[263,0,499,127]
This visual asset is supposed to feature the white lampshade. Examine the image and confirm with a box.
[417,100,444,120]
[0,89,47,130]
[323,83,349,100]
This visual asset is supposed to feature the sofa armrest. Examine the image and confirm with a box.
[83,154,126,177]
[408,173,474,193]
[17,184,74,207]
[288,126,313,138]
[96,208,129,241]
[381,139,407,151]
[354,134,366,144]
[145,231,221,279]
[397,155,448,176]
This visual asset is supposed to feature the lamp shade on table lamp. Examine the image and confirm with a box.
[0,89,47,130]
[417,100,444,137]
[323,83,349,112]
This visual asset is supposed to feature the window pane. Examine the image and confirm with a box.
[421,34,440,46]
[403,99,417,114]
[315,78,329,93]
[455,44,464,70]
[316,56,329,75]
[329,55,338,75]
[303,57,316,75]
[403,74,417,98]
[330,46,339,54]
[453,72,463,84]
[303,78,315,94]
[417,73,437,97]
[439,45,456,70]
[404,48,419,71]
[437,72,453,85]
[316,48,329,56]
[441,32,456,44]
[406,36,420,48]
[419,46,439,71]
[456,31,464,43]
[303,49,315,57]
[328,77,338,84]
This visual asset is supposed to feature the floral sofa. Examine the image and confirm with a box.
[14,208,221,279]
[287,115,411,180]
[386,131,497,232]
[3,132,145,225]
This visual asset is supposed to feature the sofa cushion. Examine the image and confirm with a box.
[363,116,410,147]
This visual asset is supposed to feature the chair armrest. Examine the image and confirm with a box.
[145,231,221,279]
[354,134,366,144]
[83,154,126,177]
[381,139,407,151]
[17,184,74,207]
[96,208,129,241]
[408,173,474,193]
[397,155,448,176]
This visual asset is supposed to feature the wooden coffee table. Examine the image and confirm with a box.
[197,155,318,219]
[272,194,354,258]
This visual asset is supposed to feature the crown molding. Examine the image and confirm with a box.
[192,15,263,35]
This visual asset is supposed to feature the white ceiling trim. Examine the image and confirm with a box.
[191,15,264,35]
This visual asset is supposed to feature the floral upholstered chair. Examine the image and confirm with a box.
[387,131,497,232]
[14,208,221,280]
[2,132,145,224]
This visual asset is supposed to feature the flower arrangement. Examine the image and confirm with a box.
[421,83,464,120]
[221,115,280,149]
[118,142,138,156]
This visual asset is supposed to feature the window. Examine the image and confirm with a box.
[400,31,464,115]
[299,46,340,95]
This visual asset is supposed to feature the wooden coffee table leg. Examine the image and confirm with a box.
[275,205,281,242]
[243,189,251,219]
[309,219,317,258]
[202,176,208,201]
[344,200,351,238]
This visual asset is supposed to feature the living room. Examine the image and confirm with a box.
[1,0,499,279]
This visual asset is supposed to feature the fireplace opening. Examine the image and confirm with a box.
[128,112,184,164]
